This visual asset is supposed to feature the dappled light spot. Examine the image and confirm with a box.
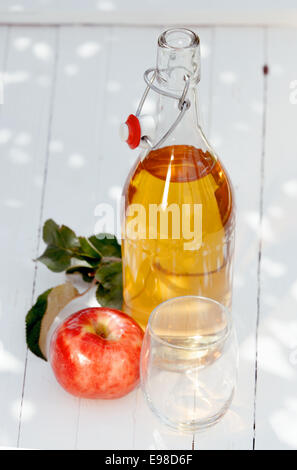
[289,349,297,366]
[14,132,31,146]
[219,71,237,84]
[107,80,122,93]
[261,257,287,278]
[200,43,210,59]
[243,211,259,231]
[13,37,31,51]
[268,319,297,350]
[244,211,274,242]
[242,334,295,380]
[4,71,30,84]
[143,98,156,114]
[290,279,297,301]
[270,399,297,448]
[11,399,35,422]
[233,274,244,288]
[282,179,297,198]
[9,4,24,12]
[108,185,122,201]
[132,97,156,114]
[9,148,30,164]
[268,205,283,218]
[68,153,85,169]
[240,335,255,362]
[3,198,23,209]
[258,336,295,380]
[49,140,64,153]
[77,42,101,58]
[32,42,53,61]
[0,128,12,144]
[261,218,275,242]
[64,64,78,76]
[0,343,22,373]
[210,134,223,149]
[153,429,167,449]
[97,0,116,11]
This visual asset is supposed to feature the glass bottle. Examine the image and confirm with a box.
[121,28,235,329]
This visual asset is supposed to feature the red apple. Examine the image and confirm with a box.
[49,307,144,399]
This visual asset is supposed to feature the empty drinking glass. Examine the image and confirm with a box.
[140,296,238,432]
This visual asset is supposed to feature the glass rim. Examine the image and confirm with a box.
[158,28,200,50]
[147,295,233,351]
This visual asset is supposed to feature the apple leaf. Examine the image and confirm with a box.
[37,246,72,272]
[28,220,124,361]
[37,220,120,274]
[96,283,123,310]
[43,219,80,250]
[26,283,79,360]
[95,261,123,309]
[26,288,52,360]
[89,234,121,259]
[75,237,102,266]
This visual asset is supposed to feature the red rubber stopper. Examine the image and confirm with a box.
[126,114,141,149]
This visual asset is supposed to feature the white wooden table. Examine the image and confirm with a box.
[1,18,297,450]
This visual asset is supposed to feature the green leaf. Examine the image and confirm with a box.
[37,246,71,272]
[75,237,102,266]
[95,261,121,288]
[66,265,95,283]
[95,261,123,309]
[59,225,80,250]
[26,288,52,360]
[43,219,60,245]
[88,234,121,259]
[96,283,123,310]
[43,219,79,250]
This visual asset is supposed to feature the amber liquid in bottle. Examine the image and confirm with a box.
[122,145,235,329]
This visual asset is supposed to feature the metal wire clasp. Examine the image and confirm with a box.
[136,68,191,150]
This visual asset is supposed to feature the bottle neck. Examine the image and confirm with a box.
[153,85,207,150]
[151,28,207,151]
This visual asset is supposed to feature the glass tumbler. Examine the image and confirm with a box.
[140,296,238,432]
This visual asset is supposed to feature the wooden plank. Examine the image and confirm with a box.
[19,26,110,450]
[0,27,6,105]
[1,1,297,26]
[0,26,55,447]
[76,26,164,450]
[196,27,264,449]
[255,28,297,450]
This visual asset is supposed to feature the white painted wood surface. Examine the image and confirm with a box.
[0,24,296,450]
[1,1,297,26]
[255,28,297,450]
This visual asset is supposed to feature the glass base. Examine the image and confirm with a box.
[143,387,235,433]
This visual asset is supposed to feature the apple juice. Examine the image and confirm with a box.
[122,145,234,329]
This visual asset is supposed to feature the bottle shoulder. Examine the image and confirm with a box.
[123,145,234,227]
